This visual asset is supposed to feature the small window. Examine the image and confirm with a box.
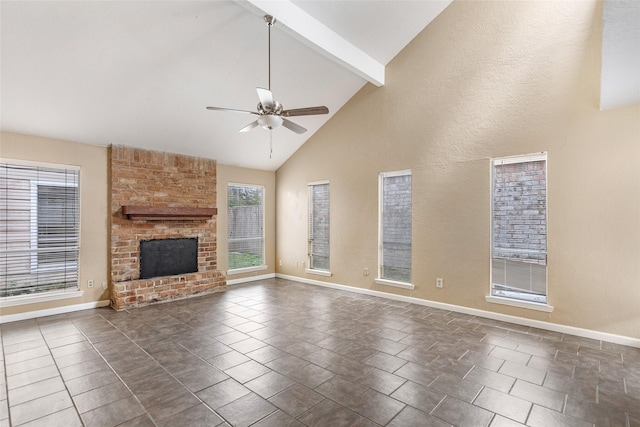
[378,170,412,285]
[1,160,80,297]
[227,184,265,272]
[308,182,330,272]
[491,153,547,304]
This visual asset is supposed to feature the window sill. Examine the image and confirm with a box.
[375,278,415,290]
[0,290,84,308]
[305,269,332,277]
[485,295,554,312]
[228,265,268,275]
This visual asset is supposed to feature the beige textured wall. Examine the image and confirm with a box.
[0,131,110,315]
[217,164,276,281]
[275,1,640,338]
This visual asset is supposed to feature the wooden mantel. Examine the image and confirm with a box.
[122,206,217,221]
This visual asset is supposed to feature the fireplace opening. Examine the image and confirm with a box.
[140,238,198,279]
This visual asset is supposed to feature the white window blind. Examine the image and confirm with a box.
[308,182,330,271]
[491,153,547,303]
[227,184,264,270]
[1,160,80,297]
[379,170,412,283]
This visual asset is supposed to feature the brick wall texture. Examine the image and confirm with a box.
[109,145,225,310]
[492,159,546,264]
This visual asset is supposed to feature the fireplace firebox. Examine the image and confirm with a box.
[140,238,198,279]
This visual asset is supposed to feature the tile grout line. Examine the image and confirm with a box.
[70,315,160,426]
[3,321,71,427]
[37,321,86,427]
[0,328,11,427]
[85,311,245,426]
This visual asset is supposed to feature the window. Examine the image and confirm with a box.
[491,153,547,305]
[308,182,330,272]
[377,170,412,287]
[227,183,265,272]
[1,160,80,298]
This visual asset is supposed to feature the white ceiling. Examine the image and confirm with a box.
[0,0,451,171]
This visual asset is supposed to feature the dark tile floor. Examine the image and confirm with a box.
[1,278,640,427]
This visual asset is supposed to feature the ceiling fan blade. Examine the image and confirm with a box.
[206,106,258,115]
[281,106,329,117]
[256,87,275,110]
[282,118,307,134]
[239,121,260,132]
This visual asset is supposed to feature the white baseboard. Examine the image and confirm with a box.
[227,273,276,286]
[0,300,111,324]
[276,273,640,349]
[4,275,637,350]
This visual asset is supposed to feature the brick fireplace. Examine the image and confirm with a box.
[109,145,226,310]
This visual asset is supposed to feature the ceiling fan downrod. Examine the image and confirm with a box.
[264,15,275,92]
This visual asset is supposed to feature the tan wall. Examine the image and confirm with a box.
[217,164,276,281]
[275,1,640,338]
[0,131,110,315]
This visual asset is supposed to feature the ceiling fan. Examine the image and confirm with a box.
[206,15,329,135]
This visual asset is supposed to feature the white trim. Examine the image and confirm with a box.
[379,169,412,178]
[0,290,85,308]
[306,269,332,277]
[276,273,640,349]
[0,157,81,171]
[227,273,276,286]
[227,183,266,274]
[308,181,330,273]
[0,299,110,324]
[490,152,548,302]
[228,265,268,275]
[492,152,547,166]
[375,278,415,290]
[485,295,554,313]
[378,169,412,285]
[227,181,264,190]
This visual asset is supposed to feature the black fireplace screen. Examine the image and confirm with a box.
[139,238,198,279]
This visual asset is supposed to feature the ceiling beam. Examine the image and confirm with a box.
[600,0,640,110]
[238,0,385,86]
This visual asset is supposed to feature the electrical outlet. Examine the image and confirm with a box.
[87,279,94,288]
[436,278,443,288]
[364,268,369,276]
[102,281,108,290]
[279,259,283,266]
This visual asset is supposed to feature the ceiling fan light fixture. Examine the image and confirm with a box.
[257,114,283,130]
[205,14,328,138]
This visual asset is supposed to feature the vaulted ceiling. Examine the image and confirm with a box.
[0,0,450,170]
[1,1,637,171]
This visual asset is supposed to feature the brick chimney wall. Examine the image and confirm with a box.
[109,145,225,310]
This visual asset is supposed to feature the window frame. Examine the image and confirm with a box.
[226,182,267,275]
[0,158,83,306]
[306,180,331,276]
[487,152,553,312]
[375,169,414,290]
